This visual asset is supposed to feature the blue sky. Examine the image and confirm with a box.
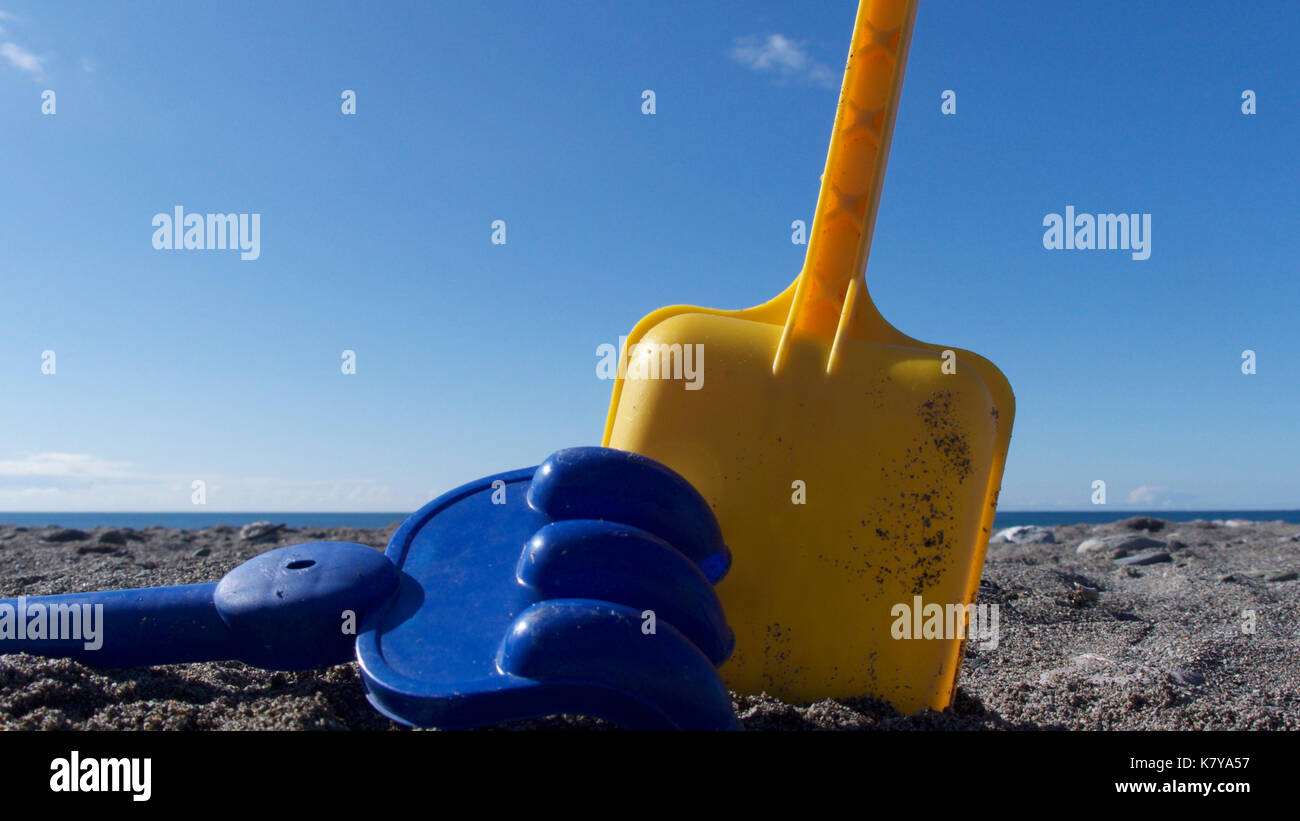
[1,0,1297,512]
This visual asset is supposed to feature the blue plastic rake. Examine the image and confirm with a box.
[0,448,740,730]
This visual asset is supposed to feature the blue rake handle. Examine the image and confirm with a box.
[0,541,398,670]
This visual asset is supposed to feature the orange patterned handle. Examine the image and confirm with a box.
[779,0,916,354]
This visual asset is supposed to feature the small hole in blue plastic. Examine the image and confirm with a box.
[286,559,316,570]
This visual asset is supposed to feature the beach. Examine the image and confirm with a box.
[1,517,1296,730]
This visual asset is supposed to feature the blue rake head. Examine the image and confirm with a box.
[356,447,738,730]
[0,448,740,730]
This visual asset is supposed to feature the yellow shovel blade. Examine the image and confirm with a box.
[602,0,1014,713]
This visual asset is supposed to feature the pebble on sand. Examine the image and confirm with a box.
[1114,551,1172,567]
[1169,669,1205,686]
[1076,534,1166,556]
[238,522,286,543]
[992,525,1056,544]
[1117,516,1166,532]
[40,528,89,543]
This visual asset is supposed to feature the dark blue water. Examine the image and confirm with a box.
[1,510,1297,530]
[992,510,1300,528]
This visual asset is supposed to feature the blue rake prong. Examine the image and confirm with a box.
[517,520,734,665]
[527,447,732,583]
[497,600,741,731]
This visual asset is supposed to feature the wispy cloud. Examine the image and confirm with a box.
[1128,485,1165,504]
[0,452,142,483]
[0,40,42,74]
[0,452,403,511]
[728,33,837,89]
[1127,485,1197,508]
[0,9,49,78]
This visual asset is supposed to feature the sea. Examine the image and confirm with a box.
[0,510,1297,530]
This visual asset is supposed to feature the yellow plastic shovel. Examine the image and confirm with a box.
[602,0,1014,713]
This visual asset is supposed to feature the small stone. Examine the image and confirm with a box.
[76,544,123,555]
[1217,573,1237,582]
[1170,669,1205,686]
[1077,534,1166,555]
[238,522,285,543]
[1264,571,1298,583]
[1066,583,1099,606]
[1117,516,1166,532]
[993,525,1056,544]
[191,547,212,558]
[41,528,89,543]
[1114,551,1172,567]
[97,529,127,545]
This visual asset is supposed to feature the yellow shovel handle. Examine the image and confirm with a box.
[777,0,917,364]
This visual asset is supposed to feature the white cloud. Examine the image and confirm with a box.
[729,33,837,88]
[1127,485,1198,508]
[81,56,94,73]
[0,452,405,512]
[0,11,50,78]
[1,40,43,74]
[0,452,142,482]
[1128,485,1165,504]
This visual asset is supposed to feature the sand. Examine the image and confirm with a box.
[1,517,1296,730]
